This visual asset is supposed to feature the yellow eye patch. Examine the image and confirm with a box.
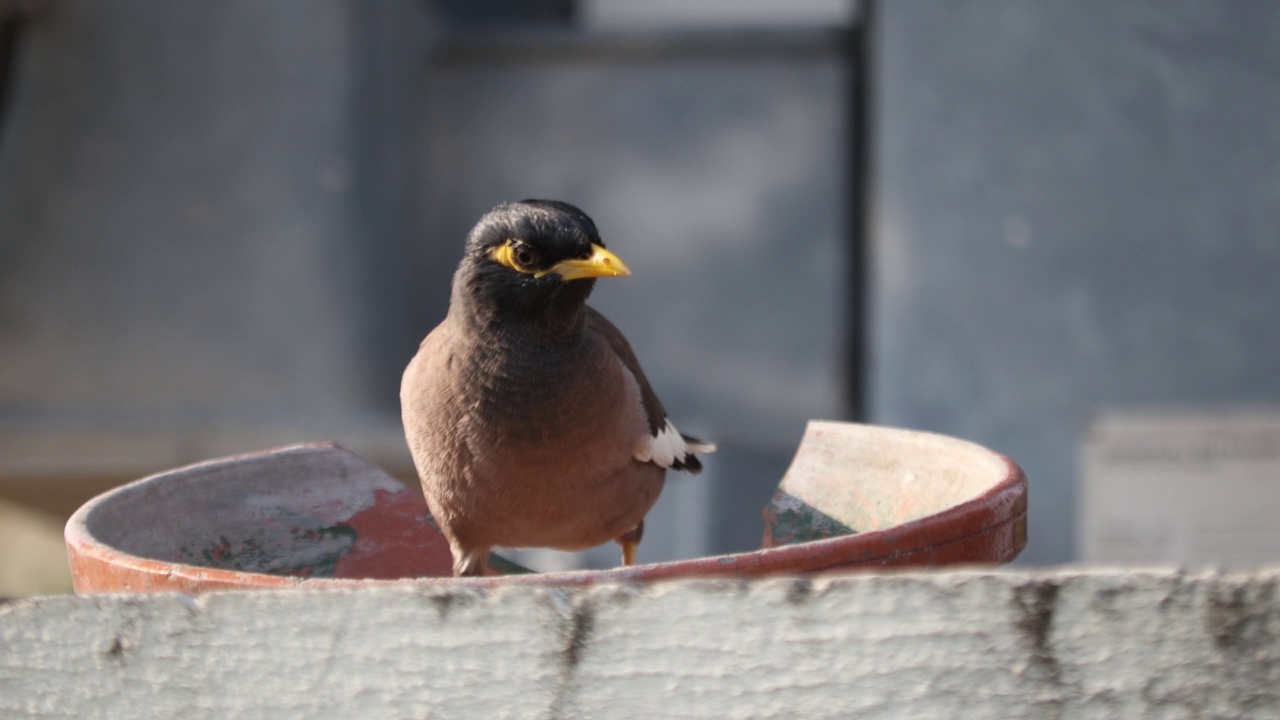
[489,240,544,275]
[489,240,632,281]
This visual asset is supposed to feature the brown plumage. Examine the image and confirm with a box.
[400,200,714,576]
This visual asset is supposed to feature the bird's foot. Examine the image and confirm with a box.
[617,522,644,567]
[453,548,491,577]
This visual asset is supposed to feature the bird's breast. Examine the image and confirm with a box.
[464,339,638,462]
[402,324,662,550]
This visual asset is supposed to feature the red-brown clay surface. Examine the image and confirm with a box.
[66,422,1026,592]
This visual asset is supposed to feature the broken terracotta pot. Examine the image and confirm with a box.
[65,421,1027,593]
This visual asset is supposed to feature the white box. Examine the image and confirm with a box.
[1080,410,1280,563]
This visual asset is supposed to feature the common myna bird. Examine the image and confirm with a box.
[401,200,715,577]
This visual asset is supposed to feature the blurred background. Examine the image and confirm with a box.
[2,0,1279,595]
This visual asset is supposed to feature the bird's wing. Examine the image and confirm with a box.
[586,307,715,474]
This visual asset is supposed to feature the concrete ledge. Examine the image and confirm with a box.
[2,568,1279,718]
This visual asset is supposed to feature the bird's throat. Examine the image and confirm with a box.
[454,264,595,342]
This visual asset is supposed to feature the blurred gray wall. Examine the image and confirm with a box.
[0,1,431,475]
[869,1,1280,564]
[0,2,851,570]
[9,0,1279,570]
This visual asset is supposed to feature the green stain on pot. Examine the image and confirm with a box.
[179,522,359,577]
[762,490,858,547]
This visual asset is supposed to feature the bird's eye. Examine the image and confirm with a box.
[511,242,539,268]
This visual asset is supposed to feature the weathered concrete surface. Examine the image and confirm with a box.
[2,568,1278,718]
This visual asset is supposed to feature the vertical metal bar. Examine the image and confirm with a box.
[0,1,48,137]
[845,0,872,422]
[0,15,22,135]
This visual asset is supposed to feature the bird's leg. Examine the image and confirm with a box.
[616,522,644,567]
[452,545,491,577]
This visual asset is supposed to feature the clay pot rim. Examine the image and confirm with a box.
[65,422,1027,590]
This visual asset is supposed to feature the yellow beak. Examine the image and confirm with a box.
[544,243,632,281]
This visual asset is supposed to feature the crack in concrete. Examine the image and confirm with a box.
[548,593,595,719]
[1012,577,1067,712]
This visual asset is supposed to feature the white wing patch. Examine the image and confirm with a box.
[635,419,717,469]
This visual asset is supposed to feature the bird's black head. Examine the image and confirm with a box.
[453,200,631,333]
